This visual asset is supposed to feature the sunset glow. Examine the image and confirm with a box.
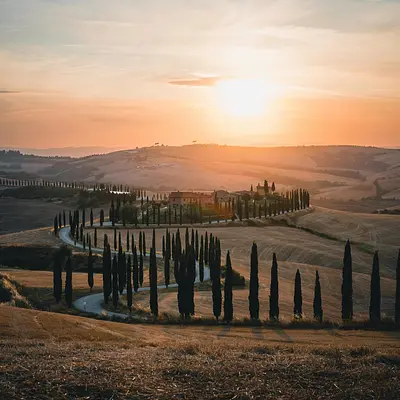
[0,1,399,149]
[215,79,280,117]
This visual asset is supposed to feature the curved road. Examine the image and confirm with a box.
[59,208,310,319]
[59,224,210,319]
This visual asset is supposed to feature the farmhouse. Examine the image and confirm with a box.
[169,191,214,206]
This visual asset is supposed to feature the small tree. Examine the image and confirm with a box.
[223,251,233,322]
[369,251,381,323]
[65,256,73,307]
[269,253,279,321]
[248,242,259,320]
[293,269,302,319]
[313,270,323,322]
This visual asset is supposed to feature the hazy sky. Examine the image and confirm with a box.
[1,0,399,149]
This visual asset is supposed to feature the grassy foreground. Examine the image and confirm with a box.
[1,306,400,399]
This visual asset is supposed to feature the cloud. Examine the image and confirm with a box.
[0,90,19,94]
[168,76,221,87]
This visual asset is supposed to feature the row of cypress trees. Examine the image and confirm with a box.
[56,225,400,325]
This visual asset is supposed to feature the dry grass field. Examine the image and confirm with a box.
[1,305,400,399]
[0,227,59,247]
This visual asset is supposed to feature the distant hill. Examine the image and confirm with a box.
[1,145,400,200]
[0,146,122,158]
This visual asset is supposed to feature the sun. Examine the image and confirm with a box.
[215,78,279,117]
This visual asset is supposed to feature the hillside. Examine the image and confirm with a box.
[1,145,400,203]
[1,306,400,399]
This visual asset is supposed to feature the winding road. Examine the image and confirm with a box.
[58,224,210,319]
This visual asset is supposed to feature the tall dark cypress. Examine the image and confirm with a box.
[133,246,139,292]
[293,269,303,319]
[199,235,204,282]
[212,239,222,320]
[94,227,97,248]
[149,247,158,317]
[118,231,122,251]
[269,253,279,320]
[187,245,196,316]
[65,256,73,307]
[248,242,259,320]
[195,230,199,261]
[126,230,130,252]
[224,251,233,322]
[139,231,143,255]
[90,208,94,227]
[369,251,381,323]
[396,249,400,326]
[204,231,209,265]
[126,255,132,312]
[164,235,170,288]
[143,231,146,257]
[114,228,117,251]
[102,243,110,304]
[342,240,353,320]
[139,252,144,287]
[162,235,165,258]
[88,248,94,292]
[177,249,187,319]
[313,270,323,322]
[112,254,119,308]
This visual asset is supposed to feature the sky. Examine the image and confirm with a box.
[0,0,399,149]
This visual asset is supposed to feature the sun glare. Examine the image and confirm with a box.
[215,79,280,117]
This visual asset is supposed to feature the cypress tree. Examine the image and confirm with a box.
[294,269,303,319]
[114,228,117,251]
[249,242,259,320]
[191,229,194,251]
[139,231,143,255]
[269,253,279,320]
[54,216,58,236]
[100,209,104,227]
[164,234,170,288]
[118,248,125,295]
[313,270,323,322]
[52,251,63,303]
[212,239,222,320]
[63,210,66,227]
[369,251,381,323]
[224,251,233,322]
[94,227,97,248]
[133,246,139,292]
[65,256,73,307]
[88,248,94,292]
[149,247,158,317]
[199,235,204,282]
[177,249,187,319]
[112,255,119,308]
[195,230,199,261]
[162,235,165,258]
[342,240,353,321]
[204,231,209,265]
[82,208,86,227]
[102,242,110,304]
[174,229,181,282]
[396,249,400,326]
[118,231,122,251]
[126,230,130,252]
[90,208,94,227]
[143,231,146,257]
[139,251,144,287]
[126,255,132,312]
